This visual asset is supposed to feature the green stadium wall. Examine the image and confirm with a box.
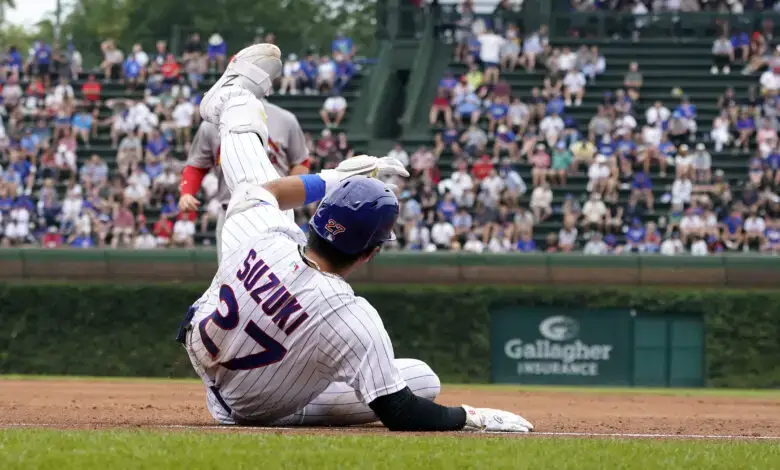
[1,283,778,388]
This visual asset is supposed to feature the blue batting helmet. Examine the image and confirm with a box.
[310,176,399,255]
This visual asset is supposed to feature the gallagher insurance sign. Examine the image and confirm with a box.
[491,308,634,385]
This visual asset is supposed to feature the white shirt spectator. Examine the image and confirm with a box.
[692,149,711,170]
[563,71,586,92]
[582,199,607,223]
[135,232,158,249]
[407,224,431,250]
[680,213,704,233]
[172,101,195,128]
[615,114,637,135]
[660,237,685,255]
[450,170,474,200]
[558,227,578,247]
[431,221,455,246]
[135,50,150,68]
[690,239,709,256]
[462,237,485,253]
[53,83,75,104]
[642,125,662,146]
[155,168,179,186]
[760,70,780,93]
[323,95,347,113]
[530,185,552,209]
[6,207,30,239]
[646,105,670,126]
[744,216,766,234]
[283,58,301,77]
[583,238,609,255]
[487,236,512,253]
[128,170,151,190]
[587,161,610,187]
[675,152,693,169]
[540,115,565,137]
[124,183,148,202]
[478,33,506,64]
[503,167,527,195]
[171,83,192,100]
[481,174,505,201]
[318,60,336,80]
[173,218,195,241]
[523,33,544,54]
[558,50,578,71]
[671,178,692,205]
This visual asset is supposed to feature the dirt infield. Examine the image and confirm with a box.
[1,379,779,437]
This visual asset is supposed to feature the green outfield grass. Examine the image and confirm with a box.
[2,375,779,399]
[1,429,779,470]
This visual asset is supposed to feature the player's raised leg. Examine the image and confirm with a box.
[271,359,441,426]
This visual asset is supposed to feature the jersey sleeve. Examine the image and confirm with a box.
[187,122,218,169]
[319,296,407,404]
[220,185,305,255]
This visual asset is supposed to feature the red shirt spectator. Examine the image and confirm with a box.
[42,229,64,248]
[153,215,174,243]
[178,210,197,222]
[161,55,181,80]
[471,154,494,181]
[27,78,45,96]
[82,75,101,102]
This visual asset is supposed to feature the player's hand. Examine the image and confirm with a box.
[336,155,410,180]
[461,405,534,433]
[178,194,201,212]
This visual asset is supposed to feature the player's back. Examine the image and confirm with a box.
[188,230,374,423]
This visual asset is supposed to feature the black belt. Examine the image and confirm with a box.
[222,203,228,211]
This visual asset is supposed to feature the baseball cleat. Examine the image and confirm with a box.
[200,43,282,124]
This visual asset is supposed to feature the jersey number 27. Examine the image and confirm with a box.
[199,284,287,370]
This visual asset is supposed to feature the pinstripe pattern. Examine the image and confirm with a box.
[185,124,434,426]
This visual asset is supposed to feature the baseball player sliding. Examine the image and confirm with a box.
[176,43,534,432]
[179,98,309,262]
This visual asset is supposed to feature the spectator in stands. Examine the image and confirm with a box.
[161,54,181,85]
[478,28,504,84]
[430,88,454,127]
[172,97,195,150]
[317,56,336,93]
[499,23,521,72]
[116,131,143,178]
[320,91,347,128]
[692,143,712,183]
[125,164,150,209]
[386,142,410,168]
[460,124,487,160]
[759,65,780,95]
[735,108,756,152]
[530,181,552,222]
[100,40,124,81]
[631,168,654,213]
[27,40,53,88]
[623,62,643,102]
[110,201,136,248]
[334,54,355,93]
[539,112,564,147]
[315,129,337,165]
[410,145,436,178]
[434,124,460,158]
[711,33,734,75]
[80,154,109,187]
[207,34,227,72]
[579,45,606,83]
[332,31,356,59]
[563,67,586,107]
[279,54,301,95]
[2,76,22,107]
[493,124,517,160]
[153,212,173,247]
[81,74,101,104]
[170,211,195,248]
[5,45,23,80]
[72,107,94,148]
[519,26,547,72]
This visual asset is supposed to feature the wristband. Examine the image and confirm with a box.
[298,174,327,204]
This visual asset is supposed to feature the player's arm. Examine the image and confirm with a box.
[180,123,216,211]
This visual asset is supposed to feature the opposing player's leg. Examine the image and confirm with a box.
[272,359,441,426]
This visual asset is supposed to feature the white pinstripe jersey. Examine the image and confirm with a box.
[188,187,406,422]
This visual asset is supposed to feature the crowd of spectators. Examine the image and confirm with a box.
[384,3,779,255]
[0,31,359,249]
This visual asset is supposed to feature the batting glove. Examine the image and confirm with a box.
[320,155,410,192]
[462,405,534,433]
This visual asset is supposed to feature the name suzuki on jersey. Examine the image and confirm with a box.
[236,248,310,336]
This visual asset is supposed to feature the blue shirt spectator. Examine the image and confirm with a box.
[437,198,457,221]
[207,35,227,58]
[632,171,652,190]
[496,127,516,143]
[626,221,646,245]
[439,73,458,90]
[160,195,179,218]
[332,33,354,57]
[0,194,13,215]
[146,134,169,157]
[723,213,743,234]
[675,101,697,119]
[736,115,755,131]
[731,32,749,48]
[516,238,537,252]
[442,127,459,145]
[34,42,52,65]
[598,138,615,157]
[455,92,480,115]
[658,140,677,157]
[12,158,32,181]
[301,55,318,81]
[615,137,635,156]
[467,37,481,59]
[145,158,164,180]
[546,95,565,115]
[20,132,39,155]
[488,102,509,121]
[71,235,95,248]
[7,46,23,69]
[72,112,93,132]
[124,56,141,79]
